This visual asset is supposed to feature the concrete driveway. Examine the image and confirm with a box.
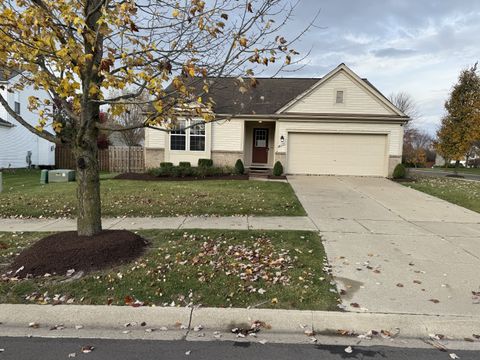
[288,176,480,316]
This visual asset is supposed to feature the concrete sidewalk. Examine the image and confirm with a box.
[0,216,316,232]
[0,304,479,348]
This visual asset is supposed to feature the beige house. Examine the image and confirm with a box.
[145,64,409,177]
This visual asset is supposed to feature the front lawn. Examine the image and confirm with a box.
[418,167,480,175]
[404,176,480,213]
[0,230,338,311]
[0,170,305,218]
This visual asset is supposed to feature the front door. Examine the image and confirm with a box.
[252,128,269,164]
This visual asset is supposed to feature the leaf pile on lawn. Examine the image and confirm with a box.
[0,230,339,310]
[172,233,293,290]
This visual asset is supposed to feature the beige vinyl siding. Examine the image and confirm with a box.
[211,119,244,151]
[285,71,397,115]
[144,127,166,149]
[287,133,388,176]
[276,121,403,156]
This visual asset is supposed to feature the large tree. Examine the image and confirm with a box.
[0,0,314,236]
[435,63,480,168]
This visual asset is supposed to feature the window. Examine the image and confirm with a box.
[189,120,206,151]
[14,101,20,114]
[170,119,186,150]
[170,119,206,151]
[335,90,344,104]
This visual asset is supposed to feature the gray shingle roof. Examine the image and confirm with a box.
[173,76,386,115]
[0,68,21,82]
[196,77,319,114]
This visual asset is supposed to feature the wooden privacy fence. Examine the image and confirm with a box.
[55,146,145,173]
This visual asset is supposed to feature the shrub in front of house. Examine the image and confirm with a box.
[179,161,191,168]
[198,158,213,168]
[392,163,407,179]
[160,162,173,169]
[234,159,245,175]
[273,161,284,176]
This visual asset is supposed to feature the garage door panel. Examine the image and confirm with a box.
[287,133,387,176]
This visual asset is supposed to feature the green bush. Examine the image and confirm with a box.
[198,158,213,168]
[179,161,191,168]
[160,162,173,169]
[273,161,284,176]
[147,168,162,177]
[234,159,245,175]
[392,163,406,179]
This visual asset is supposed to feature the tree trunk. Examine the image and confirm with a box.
[74,130,102,237]
[454,160,460,175]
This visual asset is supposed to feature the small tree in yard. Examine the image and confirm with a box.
[0,0,315,237]
[435,63,480,173]
[389,92,433,167]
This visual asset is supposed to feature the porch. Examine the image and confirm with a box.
[243,120,277,170]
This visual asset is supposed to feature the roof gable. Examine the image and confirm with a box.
[277,64,406,116]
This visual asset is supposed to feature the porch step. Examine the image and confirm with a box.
[248,167,271,179]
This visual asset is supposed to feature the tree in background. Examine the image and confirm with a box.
[0,0,315,236]
[108,90,148,147]
[435,63,480,171]
[389,92,433,167]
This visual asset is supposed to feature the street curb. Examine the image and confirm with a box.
[0,305,479,341]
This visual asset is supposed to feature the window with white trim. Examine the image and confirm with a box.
[170,119,205,151]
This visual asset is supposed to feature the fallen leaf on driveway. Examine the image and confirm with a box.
[68,353,76,358]
[28,322,39,328]
[396,283,404,288]
[473,334,480,339]
[350,302,360,308]
[185,350,191,356]
[413,280,422,284]
[449,353,460,359]
[429,299,440,304]
[344,346,353,353]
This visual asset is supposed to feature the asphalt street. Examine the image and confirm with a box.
[409,168,480,181]
[0,337,478,360]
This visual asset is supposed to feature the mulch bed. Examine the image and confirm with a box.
[8,230,148,278]
[114,173,249,181]
[268,175,287,180]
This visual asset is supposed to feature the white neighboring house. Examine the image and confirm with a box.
[0,70,55,169]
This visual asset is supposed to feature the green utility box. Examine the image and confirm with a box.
[40,169,49,184]
[48,169,76,183]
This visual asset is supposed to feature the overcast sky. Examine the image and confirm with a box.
[281,0,480,135]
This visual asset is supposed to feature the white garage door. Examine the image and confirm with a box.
[287,132,388,176]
